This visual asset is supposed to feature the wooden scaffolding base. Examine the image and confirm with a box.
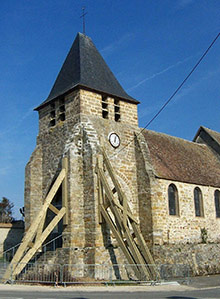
[3,157,68,282]
[96,148,157,281]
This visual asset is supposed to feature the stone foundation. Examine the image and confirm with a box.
[153,243,220,276]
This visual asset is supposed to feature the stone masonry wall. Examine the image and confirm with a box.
[134,133,155,247]
[133,132,220,275]
[38,90,80,136]
[150,178,220,245]
[68,88,140,267]
[80,89,138,126]
[79,115,139,266]
[25,87,142,270]
[25,90,81,230]
[153,243,220,276]
[0,222,24,255]
[24,145,43,230]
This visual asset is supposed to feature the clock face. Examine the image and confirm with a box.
[108,132,120,148]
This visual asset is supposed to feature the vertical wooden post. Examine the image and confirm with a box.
[123,195,127,227]
[62,157,68,225]
[97,154,104,224]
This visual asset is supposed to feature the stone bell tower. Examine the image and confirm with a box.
[23,33,154,273]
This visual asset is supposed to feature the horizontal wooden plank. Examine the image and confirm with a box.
[49,204,60,215]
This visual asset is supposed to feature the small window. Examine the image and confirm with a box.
[58,98,65,122]
[102,96,108,119]
[59,105,65,113]
[49,103,56,127]
[50,110,55,118]
[59,113,65,121]
[114,99,120,122]
[194,187,204,217]
[50,103,55,109]
[168,184,179,216]
[50,119,56,127]
[214,190,220,218]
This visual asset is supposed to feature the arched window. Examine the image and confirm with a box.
[214,190,220,218]
[168,184,179,216]
[194,187,204,217]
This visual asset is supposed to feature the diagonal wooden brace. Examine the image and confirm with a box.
[3,163,67,282]
[97,148,157,281]
[12,207,66,279]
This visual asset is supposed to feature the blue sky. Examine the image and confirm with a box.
[0,0,220,219]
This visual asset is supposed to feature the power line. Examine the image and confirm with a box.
[143,32,220,130]
[110,32,220,159]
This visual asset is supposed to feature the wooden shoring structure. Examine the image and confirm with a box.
[3,157,68,282]
[96,148,157,281]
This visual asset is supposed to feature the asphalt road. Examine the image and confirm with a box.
[0,287,220,298]
[0,285,220,299]
[0,275,220,299]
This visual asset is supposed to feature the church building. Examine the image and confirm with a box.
[17,32,220,279]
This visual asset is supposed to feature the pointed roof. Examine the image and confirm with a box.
[35,33,138,110]
[194,126,220,145]
[193,126,220,157]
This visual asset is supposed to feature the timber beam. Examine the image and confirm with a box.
[96,148,158,281]
[3,157,68,282]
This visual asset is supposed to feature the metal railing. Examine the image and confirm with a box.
[4,263,190,285]
[0,233,67,265]
[30,233,64,264]
[0,243,21,264]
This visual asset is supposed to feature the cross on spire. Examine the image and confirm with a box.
[80,7,87,35]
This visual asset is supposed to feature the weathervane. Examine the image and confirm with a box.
[80,7,87,35]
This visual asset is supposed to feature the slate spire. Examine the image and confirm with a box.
[36,33,138,110]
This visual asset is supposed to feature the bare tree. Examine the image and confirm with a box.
[0,197,14,223]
